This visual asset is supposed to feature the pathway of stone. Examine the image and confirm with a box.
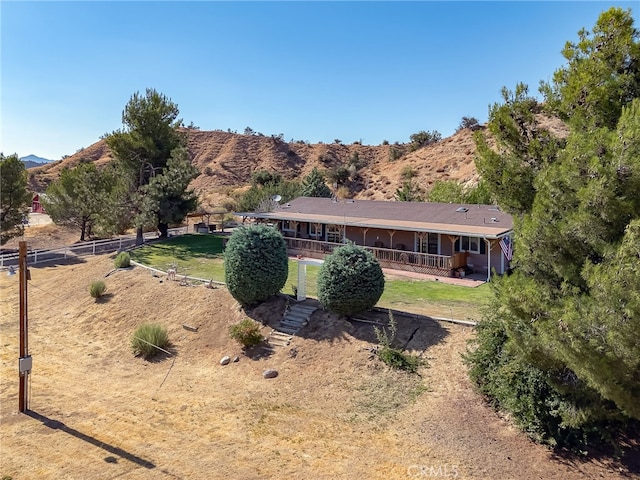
[266,303,318,349]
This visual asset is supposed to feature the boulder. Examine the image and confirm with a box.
[263,369,278,379]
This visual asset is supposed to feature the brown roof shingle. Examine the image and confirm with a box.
[237,197,513,238]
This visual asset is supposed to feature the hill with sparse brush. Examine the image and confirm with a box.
[28,116,567,210]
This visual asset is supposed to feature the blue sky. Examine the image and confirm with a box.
[1,1,637,160]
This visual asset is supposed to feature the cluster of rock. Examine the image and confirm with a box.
[219,355,278,379]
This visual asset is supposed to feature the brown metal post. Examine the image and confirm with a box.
[18,241,29,412]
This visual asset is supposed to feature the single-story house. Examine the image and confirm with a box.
[236,197,514,280]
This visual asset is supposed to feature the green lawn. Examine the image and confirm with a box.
[130,234,491,320]
[130,234,226,280]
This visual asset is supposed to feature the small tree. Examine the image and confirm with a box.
[0,153,32,245]
[374,311,422,373]
[395,181,424,202]
[224,225,288,306]
[317,243,385,316]
[427,180,465,203]
[43,162,122,242]
[409,130,442,151]
[301,167,332,198]
[456,116,480,132]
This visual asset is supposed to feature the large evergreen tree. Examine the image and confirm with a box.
[104,89,196,243]
[0,154,31,244]
[468,7,640,447]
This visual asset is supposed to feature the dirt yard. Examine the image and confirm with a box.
[0,252,636,479]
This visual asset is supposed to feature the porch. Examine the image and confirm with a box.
[284,237,468,277]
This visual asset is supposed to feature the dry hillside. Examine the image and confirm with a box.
[29,115,568,209]
[1,253,636,479]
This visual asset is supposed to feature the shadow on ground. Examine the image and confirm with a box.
[25,410,156,470]
[244,295,450,354]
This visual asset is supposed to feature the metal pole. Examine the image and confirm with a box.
[18,241,29,412]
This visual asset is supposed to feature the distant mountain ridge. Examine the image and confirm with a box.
[20,154,53,169]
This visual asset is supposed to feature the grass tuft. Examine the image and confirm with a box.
[89,280,106,299]
[114,251,131,268]
[131,323,169,359]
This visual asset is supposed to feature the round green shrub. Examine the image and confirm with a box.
[89,280,106,299]
[317,243,385,316]
[229,319,264,347]
[114,251,131,268]
[131,323,169,359]
[224,224,288,306]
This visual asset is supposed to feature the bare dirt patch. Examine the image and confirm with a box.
[0,255,634,479]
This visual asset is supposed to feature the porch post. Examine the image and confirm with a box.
[416,232,426,252]
[362,227,369,246]
[387,230,396,249]
[485,238,492,281]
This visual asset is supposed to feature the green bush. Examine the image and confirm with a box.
[131,323,169,359]
[224,225,288,306]
[388,146,403,162]
[89,280,106,299]
[317,243,384,316]
[114,251,131,268]
[229,319,264,347]
[464,314,624,448]
[374,311,422,373]
[377,347,421,374]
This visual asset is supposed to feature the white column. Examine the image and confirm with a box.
[486,239,491,281]
[297,262,307,301]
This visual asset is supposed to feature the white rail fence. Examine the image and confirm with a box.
[0,227,188,269]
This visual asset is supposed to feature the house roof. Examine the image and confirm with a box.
[236,197,513,239]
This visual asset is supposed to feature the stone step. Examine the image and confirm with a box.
[283,313,309,322]
[267,338,290,347]
[282,315,306,323]
[279,321,305,330]
[274,326,298,335]
[290,306,317,315]
[282,313,307,321]
[270,331,292,339]
[281,316,306,325]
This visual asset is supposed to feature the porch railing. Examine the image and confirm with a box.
[284,237,455,276]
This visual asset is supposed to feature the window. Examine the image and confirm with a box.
[428,233,439,254]
[281,220,294,231]
[455,236,485,254]
[418,233,439,254]
[327,225,342,243]
[309,223,322,238]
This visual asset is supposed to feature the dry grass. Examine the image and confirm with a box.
[0,253,632,479]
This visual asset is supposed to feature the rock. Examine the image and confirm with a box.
[220,356,231,366]
[232,356,240,363]
[263,369,278,379]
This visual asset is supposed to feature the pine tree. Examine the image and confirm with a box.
[301,167,332,198]
[104,89,194,243]
[467,7,640,447]
[0,154,31,244]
